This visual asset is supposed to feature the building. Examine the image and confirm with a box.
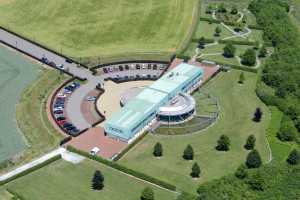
[104,63,203,142]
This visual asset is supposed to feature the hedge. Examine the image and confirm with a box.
[113,132,148,161]
[199,17,221,24]
[197,58,258,73]
[219,39,259,46]
[248,24,263,30]
[66,146,177,191]
[191,38,215,44]
[0,155,61,185]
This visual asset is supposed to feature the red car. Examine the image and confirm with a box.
[57,120,66,126]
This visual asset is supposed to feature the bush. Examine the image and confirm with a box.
[253,107,263,122]
[247,172,265,191]
[235,164,248,179]
[241,49,256,66]
[223,43,236,58]
[141,187,154,200]
[287,149,300,165]
[219,39,258,46]
[216,135,230,151]
[191,162,201,178]
[92,170,104,190]
[215,26,222,37]
[238,72,245,84]
[246,149,262,168]
[153,142,163,157]
[183,145,194,160]
[244,135,256,150]
[277,117,297,142]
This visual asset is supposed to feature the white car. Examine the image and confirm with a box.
[57,64,64,70]
[63,89,72,94]
[90,147,100,156]
[85,96,97,101]
[57,93,67,98]
[53,107,64,111]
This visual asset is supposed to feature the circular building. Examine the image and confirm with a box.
[120,87,196,125]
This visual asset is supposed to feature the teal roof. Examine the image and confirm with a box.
[104,63,204,140]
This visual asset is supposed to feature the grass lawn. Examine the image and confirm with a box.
[266,106,298,162]
[3,159,177,200]
[0,46,40,163]
[0,188,12,200]
[0,0,196,61]
[119,70,270,193]
[2,69,67,173]
[195,21,233,40]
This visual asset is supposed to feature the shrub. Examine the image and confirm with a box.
[235,164,248,179]
[258,45,268,57]
[277,117,297,142]
[141,187,154,200]
[223,43,236,58]
[238,72,245,84]
[241,49,256,66]
[244,135,256,150]
[247,172,265,191]
[287,149,300,165]
[92,170,104,190]
[246,149,262,168]
[215,26,222,37]
[191,162,201,178]
[231,6,238,15]
[153,142,163,157]
[216,135,230,151]
[253,107,263,122]
[183,145,194,160]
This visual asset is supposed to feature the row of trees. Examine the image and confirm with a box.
[206,3,239,15]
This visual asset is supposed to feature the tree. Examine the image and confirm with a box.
[244,135,256,150]
[238,72,245,84]
[231,5,238,15]
[241,48,256,66]
[205,5,214,14]
[92,170,104,190]
[258,45,267,57]
[153,142,163,157]
[215,135,230,151]
[191,162,201,178]
[183,145,194,160]
[247,172,265,191]
[287,149,300,165]
[141,187,154,200]
[215,26,222,37]
[198,37,206,49]
[218,3,227,13]
[235,164,248,179]
[253,107,262,122]
[277,118,297,142]
[223,43,236,58]
[246,149,262,168]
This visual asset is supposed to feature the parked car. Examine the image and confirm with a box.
[41,57,49,64]
[85,96,97,101]
[65,126,76,131]
[57,120,66,126]
[49,61,56,67]
[65,58,73,63]
[90,147,100,155]
[57,64,64,70]
[57,93,66,98]
[56,116,66,121]
[68,128,80,136]
[53,107,64,112]
[63,122,73,128]
[54,110,63,115]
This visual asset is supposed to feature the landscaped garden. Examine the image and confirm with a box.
[0,0,197,65]
[119,70,271,193]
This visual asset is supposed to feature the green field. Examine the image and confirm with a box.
[0,0,196,62]
[2,159,176,200]
[10,69,65,172]
[0,46,40,163]
[119,70,270,193]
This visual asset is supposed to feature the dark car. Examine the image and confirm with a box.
[66,58,73,63]
[63,122,73,128]
[65,126,76,131]
[56,116,66,121]
[68,128,80,136]
[48,61,56,67]
[41,57,49,64]
[136,64,141,70]
[54,110,63,114]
